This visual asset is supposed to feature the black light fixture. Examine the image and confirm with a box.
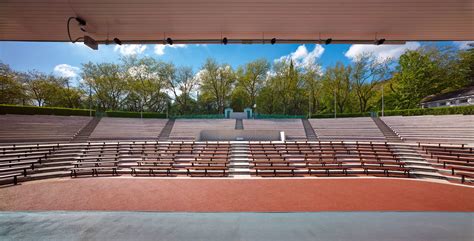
[74,17,87,32]
[325,38,332,45]
[84,35,98,50]
[166,37,173,45]
[113,38,122,45]
[375,38,386,45]
[271,38,276,45]
[222,37,228,45]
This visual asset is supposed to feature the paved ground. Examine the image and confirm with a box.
[0,211,473,241]
[1,178,473,211]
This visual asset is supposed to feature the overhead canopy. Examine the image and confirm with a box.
[0,0,473,44]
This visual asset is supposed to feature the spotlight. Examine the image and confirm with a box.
[74,17,87,32]
[84,35,98,50]
[166,38,173,45]
[271,38,276,45]
[222,37,228,45]
[325,38,332,45]
[113,38,122,45]
[375,38,386,45]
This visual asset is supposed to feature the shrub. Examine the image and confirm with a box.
[173,114,225,119]
[311,112,371,118]
[255,114,305,119]
[105,111,167,118]
[380,105,474,116]
[0,104,95,116]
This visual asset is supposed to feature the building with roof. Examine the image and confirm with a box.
[421,86,474,108]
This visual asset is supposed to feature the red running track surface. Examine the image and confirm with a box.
[1,178,473,212]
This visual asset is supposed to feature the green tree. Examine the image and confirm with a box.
[351,53,392,112]
[81,62,128,110]
[0,62,27,105]
[198,58,236,113]
[236,59,270,108]
[168,66,197,114]
[322,62,353,113]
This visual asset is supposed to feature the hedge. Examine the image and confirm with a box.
[255,114,305,119]
[311,112,371,118]
[380,105,474,116]
[173,114,225,119]
[0,104,95,116]
[105,111,167,118]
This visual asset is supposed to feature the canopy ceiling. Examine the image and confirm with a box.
[0,0,473,44]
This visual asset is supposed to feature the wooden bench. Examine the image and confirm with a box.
[254,166,297,176]
[70,167,118,177]
[73,161,118,168]
[131,165,174,176]
[363,166,410,176]
[186,166,228,176]
[307,166,349,176]
[0,165,31,177]
[457,172,474,183]
[450,166,474,176]
[0,173,22,185]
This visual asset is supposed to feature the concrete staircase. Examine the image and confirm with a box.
[302,119,318,141]
[235,119,244,130]
[372,117,402,143]
[158,119,175,141]
[389,143,445,180]
[229,142,251,177]
[71,117,101,142]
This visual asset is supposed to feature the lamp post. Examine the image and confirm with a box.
[334,89,337,119]
[381,84,384,117]
[89,83,92,117]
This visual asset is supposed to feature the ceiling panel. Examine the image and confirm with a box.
[0,0,472,43]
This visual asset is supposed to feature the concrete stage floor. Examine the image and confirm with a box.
[1,177,473,212]
[0,211,473,241]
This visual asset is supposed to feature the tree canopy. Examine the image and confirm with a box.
[1,45,472,116]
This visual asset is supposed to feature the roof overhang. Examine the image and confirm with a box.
[1,0,473,44]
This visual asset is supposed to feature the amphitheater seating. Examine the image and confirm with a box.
[243,119,307,141]
[248,142,409,177]
[418,144,474,183]
[89,117,167,140]
[382,115,474,144]
[169,119,235,141]
[0,114,92,143]
[309,117,386,142]
[125,142,231,176]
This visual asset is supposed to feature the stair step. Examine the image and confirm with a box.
[301,119,318,141]
[71,117,101,142]
[235,119,244,130]
[158,119,175,141]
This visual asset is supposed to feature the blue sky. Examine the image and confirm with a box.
[0,40,471,85]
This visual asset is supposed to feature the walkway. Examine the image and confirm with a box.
[0,212,472,241]
[1,178,473,212]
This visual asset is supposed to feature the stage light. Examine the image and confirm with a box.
[113,38,122,45]
[271,38,276,45]
[222,37,228,45]
[325,38,332,45]
[375,38,386,45]
[84,35,98,50]
[166,38,173,45]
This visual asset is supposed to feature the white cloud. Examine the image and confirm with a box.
[114,44,147,56]
[455,41,474,50]
[276,44,325,68]
[154,44,187,56]
[345,42,421,62]
[54,64,80,78]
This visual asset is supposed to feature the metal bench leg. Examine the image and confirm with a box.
[462,175,465,183]
[13,176,17,185]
